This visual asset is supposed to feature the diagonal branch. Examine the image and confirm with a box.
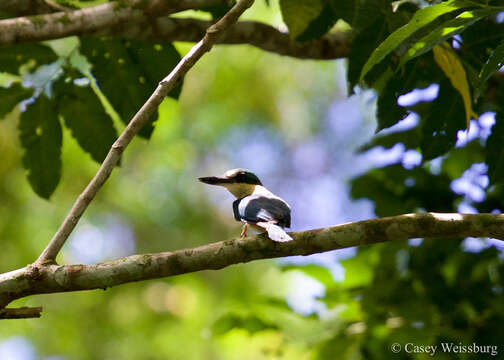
[35,0,256,264]
[2,213,504,311]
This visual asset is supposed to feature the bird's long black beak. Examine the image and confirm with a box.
[198,176,232,185]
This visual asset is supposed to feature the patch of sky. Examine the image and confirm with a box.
[64,215,135,264]
[398,84,439,107]
[450,163,488,203]
[0,337,36,360]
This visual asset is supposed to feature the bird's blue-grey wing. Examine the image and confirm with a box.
[232,198,242,221]
[237,195,291,228]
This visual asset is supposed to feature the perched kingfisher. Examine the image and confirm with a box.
[199,168,293,242]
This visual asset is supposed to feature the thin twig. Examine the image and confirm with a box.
[0,306,42,319]
[36,0,255,264]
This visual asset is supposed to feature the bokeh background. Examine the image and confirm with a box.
[2,2,504,359]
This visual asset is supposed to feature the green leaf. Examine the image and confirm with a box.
[212,313,278,336]
[433,43,477,127]
[296,3,338,42]
[80,38,181,139]
[441,139,484,179]
[0,82,34,119]
[19,95,62,199]
[201,2,235,19]
[420,79,466,160]
[351,165,456,216]
[486,112,504,185]
[398,8,496,69]
[376,75,408,131]
[334,0,390,31]
[281,264,334,288]
[347,18,389,90]
[359,0,473,81]
[358,126,422,152]
[478,41,504,85]
[55,78,117,163]
[279,0,324,39]
[340,251,376,288]
[0,43,58,74]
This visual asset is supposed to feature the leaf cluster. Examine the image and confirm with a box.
[0,39,181,198]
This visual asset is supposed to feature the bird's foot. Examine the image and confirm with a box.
[240,223,248,238]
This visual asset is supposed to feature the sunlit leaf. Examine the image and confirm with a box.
[433,43,477,127]
[281,264,334,288]
[212,313,278,336]
[441,139,484,179]
[279,0,324,39]
[398,8,496,68]
[19,95,62,199]
[296,3,338,42]
[359,0,473,81]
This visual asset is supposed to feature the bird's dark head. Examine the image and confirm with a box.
[199,168,262,197]
[199,168,262,186]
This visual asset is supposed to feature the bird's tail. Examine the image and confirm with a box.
[259,223,293,242]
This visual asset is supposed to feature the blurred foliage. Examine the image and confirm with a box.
[1,0,504,359]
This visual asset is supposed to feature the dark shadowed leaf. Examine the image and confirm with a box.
[351,165,456,216]
[80,38,181,139]
[376,76,408,131]
[55,78,117,163]
[0,82,34,119]
[200,2,235,19]
[375,53,443,132]
[128,40,182,100]
[335,0,390,31]
[279,0,324,39]
[486,112,504,185]
[19,95,62,199]
[359,0,474,81]
[358,126,422,152]
[0,43,58,74]
[420,80,466,160]
[347,18,389,91]
[398,8,497,69]
[477,41,504,94]
[296,3,338,42]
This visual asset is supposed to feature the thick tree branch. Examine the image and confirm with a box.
[36,0,256,264]
[0,0,223,45]
[2,213,504,309]
[99,18,351,60]
[0,1,351,60]
[0,0,55,16]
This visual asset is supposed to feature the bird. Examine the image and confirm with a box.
[199,168,293,242]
